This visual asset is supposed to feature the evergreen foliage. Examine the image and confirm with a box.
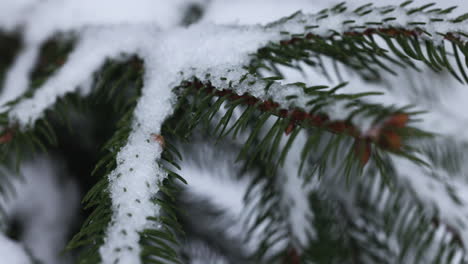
[1,1,468,263]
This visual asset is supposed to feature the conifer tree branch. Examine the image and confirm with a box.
[1,2,468,263]
[183,79,429,166]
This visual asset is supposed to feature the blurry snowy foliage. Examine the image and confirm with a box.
[1,0,468,264]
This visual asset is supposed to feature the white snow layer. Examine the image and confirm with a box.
[177,140,255,251]
[0,234,32,264]
[279,130,317,246]
[99,23,278,264]
[201,0,324,25]
[0,156,79,264]
[2,0,468,263]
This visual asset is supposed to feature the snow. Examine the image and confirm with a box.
[275,129,318,247]
[7,1,468,129]
[0,0,39,32]
[5,3,468,127]
[178,140,249,216]
[99,23,279,263]
[5,17,281,263]
[2,0,468,263]
[0,0,198,41]
[0,43,41,110]
[0,234,32,264]
[202,0,468,25]
[9,25,155,125]
[0,0,202,114]
[176,139,254,253]
[202,0,325,25]
[0,156,79,264]
[394,155,468,240]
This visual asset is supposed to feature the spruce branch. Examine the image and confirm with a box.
[1,1,468,263]
[183,79,429,167]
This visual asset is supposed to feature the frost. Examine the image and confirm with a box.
[2,1,468,263]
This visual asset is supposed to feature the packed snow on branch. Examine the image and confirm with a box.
[2,0,468,263]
